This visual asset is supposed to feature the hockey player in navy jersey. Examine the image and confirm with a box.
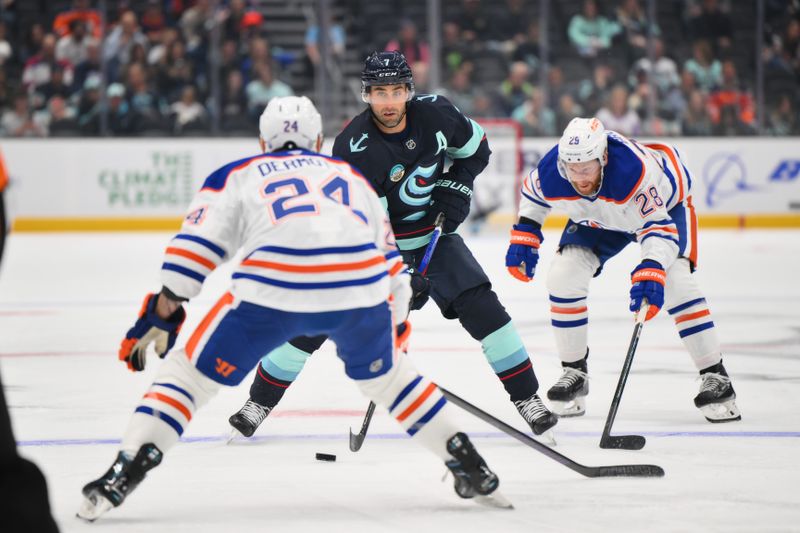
[228,51,558,440]
[506,117,741,423]
[77,96,509,521]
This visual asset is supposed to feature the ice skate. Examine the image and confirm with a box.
[444,432,512,509]
[547,367,589,417]
[694,372,741,423]
[514,393,558,444]
[228,399,271,440]
[77,443,163,522]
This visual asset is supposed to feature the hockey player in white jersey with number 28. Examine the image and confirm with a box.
[78,96,509,522]
[505,117,741,423]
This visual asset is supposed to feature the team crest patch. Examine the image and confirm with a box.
[389,164,405,182]
[405,138,417,150]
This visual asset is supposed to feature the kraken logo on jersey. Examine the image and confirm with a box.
[349,133,368,153]
[389,164,405,182]
[398,162,438,220]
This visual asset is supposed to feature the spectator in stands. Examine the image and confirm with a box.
[179,0,211,57]
[55,20,96,67]
[155,38,195,102]
[104,82,133,135]
[545,65,568,109]
[683,39,722,92]
[596,84,641,135]
[53,0,102,39]
[245,62,292,116]
[555,93,584,132]
[681,88,713,136]
[442,66,475,116]
[567,0,621,59]
[456,0,491,48]
[615,0,660,62]
[19,23,45,65]
[0,21,11,67]
[147,27,179,66]
[497,61,533,116]
[512,87,556,136]
[767,93,799,135]
[1,94,46,137]
[170,85,207,134]
[492,0,531,52]
[629,37,679,95]
[140,0,167,42]
[305,11,346,75]
[71,40,101,93]
[512,20,541,74]
[410,61,432,94]
[22,33,74,95]
[470,90,501,118]
[36,64,73,106]
[441,21,473,78]
[221,70,249,131]
[687,0,733,55]
[125,62,165,131]
[385,19,430,67]
[241,37,276,85]
[103,10,148,81]
[707,60,754,130]
[222,0,248,42]
[41,95,80,136]
[576,61,614,115]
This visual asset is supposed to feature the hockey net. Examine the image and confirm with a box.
[472,119,523,226]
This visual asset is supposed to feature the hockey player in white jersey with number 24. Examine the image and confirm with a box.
[505,117,741,423]
[78,96,509,522]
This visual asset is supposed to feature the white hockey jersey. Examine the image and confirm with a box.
[518,131,694,270]
[160,149,405,313]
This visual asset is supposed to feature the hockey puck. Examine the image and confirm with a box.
[315,452,336,462]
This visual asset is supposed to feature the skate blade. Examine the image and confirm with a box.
[474,490,514,510]
[226,428,240,445]
[550,398,586,418]
[539,429,557,446]
[700,399,741,423]
[76,493,114,522]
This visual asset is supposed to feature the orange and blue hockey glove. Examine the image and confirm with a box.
[629,260,666,321]
[505,223,543,282]
[119,293,186,371]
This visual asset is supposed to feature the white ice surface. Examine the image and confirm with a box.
[1,229,799,532]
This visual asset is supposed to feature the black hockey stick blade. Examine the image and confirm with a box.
[599,435,646,450]
[349,401,376,452]
[599,304,648,450]
[440,387,664,478]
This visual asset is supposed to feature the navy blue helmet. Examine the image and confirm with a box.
[360,51,415,101]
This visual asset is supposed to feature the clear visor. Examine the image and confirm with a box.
[562,159,603,196]
[363,84,413,104]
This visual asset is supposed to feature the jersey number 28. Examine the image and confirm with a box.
[634,186,664,217]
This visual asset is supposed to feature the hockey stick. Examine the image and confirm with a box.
[348,213,447,452]
[440,386,664,478]
[599,302,649,450]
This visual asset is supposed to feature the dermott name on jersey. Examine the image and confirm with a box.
[256,155,333,178]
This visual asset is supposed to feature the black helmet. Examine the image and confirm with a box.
[360,51,415,102]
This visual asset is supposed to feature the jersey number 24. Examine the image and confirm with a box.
[263,175,367,224]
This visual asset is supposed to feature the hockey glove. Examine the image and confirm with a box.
[629,260,666,321]
[408,268,431,310]
[505,224,543,282]
[119,293,186,371]
[395,320,412,352]
[429,174,472,233]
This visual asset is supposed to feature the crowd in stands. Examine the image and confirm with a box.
[1,0,799,138]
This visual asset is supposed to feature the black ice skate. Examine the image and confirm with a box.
[228,399,271,440]
[444,432,512,509]
[694,370,741,423]
[547,367,589,417]
[77,443,163,522]
[514,393,558,437]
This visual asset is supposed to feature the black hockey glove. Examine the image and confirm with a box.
[429,173,473,233]
[408,268,431,310]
